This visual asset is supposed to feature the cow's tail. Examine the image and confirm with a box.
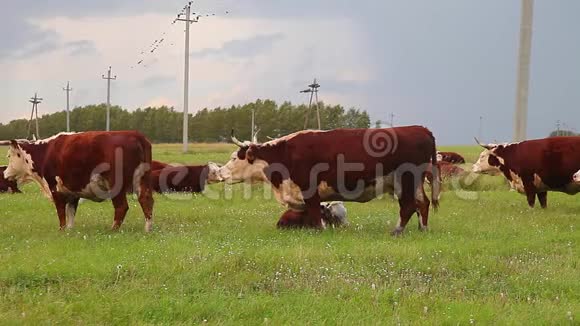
[430,136,441,210]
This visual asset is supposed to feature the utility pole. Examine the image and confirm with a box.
[389,113,394,127]
[63,82,72,132]
[27,93,43,139]
[101,66,117,131]
[478,116,483,140]
[300,79,321,130]
[251,107,255,141]
[176,2,198,153]
[514,0,534,141]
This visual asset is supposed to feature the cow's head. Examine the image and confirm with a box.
[472,138,504,174]
[206,162,224,184]
[573,169,580,183]
[218,131,268,184]
[4,140,35,183]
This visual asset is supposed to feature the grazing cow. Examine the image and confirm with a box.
[1,131,154,231]
[151,162,222,193]
[218,126,440,235]
[278,202,348,228]
[0,166,21,193]
[472,137,580,208]
[437,151,465,164]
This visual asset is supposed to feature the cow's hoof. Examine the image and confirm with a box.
[390,227,404,237]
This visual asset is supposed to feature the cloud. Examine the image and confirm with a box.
[65,40,99,56]
[190,33,285,59]
[140,75,177,88]
[0,17,60,61]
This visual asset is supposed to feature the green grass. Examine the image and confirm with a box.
[0,144,578,324]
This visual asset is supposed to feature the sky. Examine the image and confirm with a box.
[1,0,579,145]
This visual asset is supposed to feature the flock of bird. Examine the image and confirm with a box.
[130,1,230,70]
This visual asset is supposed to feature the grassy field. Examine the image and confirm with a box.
[0,144,578,324]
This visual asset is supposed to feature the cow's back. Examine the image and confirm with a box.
[283,126,435,172]
[44,131,152,192]
[506,137,580,187]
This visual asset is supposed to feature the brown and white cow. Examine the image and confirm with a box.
[151,161,222,193]
[1,131,154,231]
[0,166,21,193]
[472,137,580,208]
[437,151,465,164]
[218,126,440,235]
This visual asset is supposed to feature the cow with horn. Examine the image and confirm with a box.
[219,126,440,235]
[472,137,580,208]
[0,131,154,231]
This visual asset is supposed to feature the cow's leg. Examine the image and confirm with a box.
[111,193,129,230]
[392,197,416,236]
[416,183,431,232]
[537,192,548,209]
[524,188,536,208]
[138,178,154,232]
[52,193,67,230]
[65,198,80,229]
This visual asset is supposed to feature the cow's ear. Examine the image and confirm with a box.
[246,146,256,164]
[488,154,501,167]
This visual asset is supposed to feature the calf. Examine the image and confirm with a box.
[473,137,580,208]
[1,131,154,231]
[0,166,21,193]
[151,162,222,193]
[278,202,348,228]
[437,151,465,164]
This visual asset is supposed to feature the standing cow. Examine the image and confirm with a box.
[1,131,154,231]
[0,166,21,193]
[218,126,440,235]
[473,137,580,208]
[151,161,222,193]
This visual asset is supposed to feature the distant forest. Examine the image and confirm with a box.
[0,100,371,143]
[549,130,577,137]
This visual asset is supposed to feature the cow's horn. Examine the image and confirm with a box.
[0,141,11,146]
[474,137,493,150]
[231,129,246,148]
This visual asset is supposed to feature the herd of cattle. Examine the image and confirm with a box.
[1,126,579,235]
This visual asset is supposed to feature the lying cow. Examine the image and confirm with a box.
[151,161,222,193]
[437,151,465,164]
[473,137,580,208]
[219,126,440,235]
[0,166,21,193]
[1,131,154,231]
[278,202,348,228]
[574,170,580,183]
[425,161,465,181]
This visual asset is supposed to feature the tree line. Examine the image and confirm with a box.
[0,100,371,143]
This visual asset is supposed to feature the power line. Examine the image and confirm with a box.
[175,2,198,153]
[514,0,534,141]
[63,81,72,132]
[27,93,43,139]
[101,66,117,131]
[301,78,321,130]
[175,2,225,152]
